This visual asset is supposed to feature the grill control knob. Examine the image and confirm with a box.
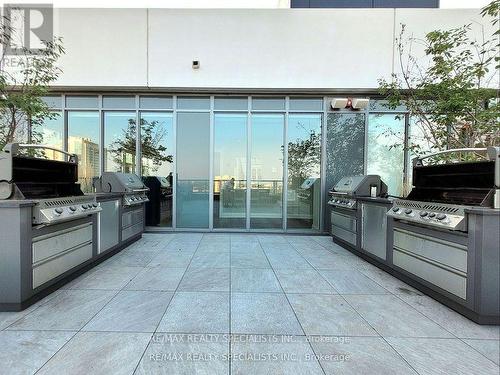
[54,208,63,215]
[92,203,98,208]
[428,212,436,218]
[69,206,77,212]
[404,209,413,215]
[81,204,88,209]
[436,213,447,221]
[392,207,400,212]
[420,211,428,217]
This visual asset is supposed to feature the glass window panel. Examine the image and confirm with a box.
[367,114,405,196]
[104,111,137,173]
[41,96,62,109]
[139,96,173,109]
[177,97,210,110]
[141,112,174,228]
[287,114,322,230]
[176,112,210,228]
[325,113,365,228]
[65,96,98,108]
[33,111,64,160]
[214,97,248,111]
[213,113,247,229]
[289,98,323,111]
[252,97,285,111]
[102,96,135,109]
[250,114,284,229]
[68,111,100,193]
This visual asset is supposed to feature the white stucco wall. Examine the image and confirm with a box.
[43,8,494,91]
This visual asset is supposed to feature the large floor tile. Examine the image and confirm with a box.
[37,332,152,375]
[82,291,173,332]
[320,270,389,294]
[8,290,116,331]
[231,335,323,375]
[387,337,500,375]
[136,333,229,375]
[275,269,337,294]
[124,266,186,291]
[178,268,230,292]
[102,250,156,267]
[265,250,313,270]
[231,250,271,269]
[66,265,143,290]
[398,294,500,339]
[0,330,75,375]
[231,293,303,335]
[463,339,500,365]
[311,336,418,374]
[360,268,421,296]
[148,253,193,268]
[302,253,361,270]
[287,294,377,336]
[345,295,452,338]
[231,269,281,292]
[189,252,230,268]
[157,292,229,333]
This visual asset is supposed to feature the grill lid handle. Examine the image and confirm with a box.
[3,143,78,164]
[412,148,489,167]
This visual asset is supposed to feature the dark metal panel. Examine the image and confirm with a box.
[373,0,439,7]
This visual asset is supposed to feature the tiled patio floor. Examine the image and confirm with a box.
[1,233,499,375]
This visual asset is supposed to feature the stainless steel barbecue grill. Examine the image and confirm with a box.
[94,172,149,206]
[0,143,101,225]
[328,175,388,210]
[387,147,499,232]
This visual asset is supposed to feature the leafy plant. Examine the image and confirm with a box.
[0,10,65,150]
[378,1,499,160]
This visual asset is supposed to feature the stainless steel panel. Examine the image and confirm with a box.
[122,221,143,241]
[394,228,467,273]
[331,211,357,232]
[361,203,387,260]
[98,200,120,254]
[393,248,467,299]
[331,224,357,246]
[32,223,92,264]
[32,243,92,289]
[122,208,143,229]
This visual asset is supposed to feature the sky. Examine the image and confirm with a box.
[0,0,494,8]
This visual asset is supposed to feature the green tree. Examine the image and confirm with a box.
[378,0,499,160]
[0,11,64,150]
[110,118,172,174]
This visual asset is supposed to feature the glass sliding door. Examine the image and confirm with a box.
[67,111,100,193]
[250,114,284,229]
[176,112,210,229]
[140,112,174,227]
[213,113,247,229]
[104,111,137,173]
[287,114,322,230]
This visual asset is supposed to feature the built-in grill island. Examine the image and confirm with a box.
[385,147,500,324]
[0,144,103,311]
[0,145,147,311]
[94,172,149,244]
[328,175,390,259]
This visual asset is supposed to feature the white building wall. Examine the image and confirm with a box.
[46,8,493,91]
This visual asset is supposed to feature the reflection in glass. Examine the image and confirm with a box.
[287,114,322,230]
[213,113,247,228]
[325,113,365,228]
[34,111,64,160]
[250,114,284,229]
[104,112,136,173]
[176,112,210,228]
[68,111,100,193]
[140,112,174,227]
[367,114,405,196]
